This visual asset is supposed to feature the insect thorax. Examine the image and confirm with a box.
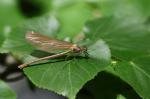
[71,44,86,53]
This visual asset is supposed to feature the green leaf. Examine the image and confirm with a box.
[0,0,23,50]
[107,56,150,99]
[116,94,126,99]
[0,0,23,29]
[85,17,150,59]
[24,56,109,99]
[2,15,111,99]
[0,15,59,53]
[51,1,101,39]
[99,0,150,23]
[23,40,110,99]
[0,34,5,49]
[56,3,94,39]
[85,17,150,98]
[0,80,16,99]
[89,2,150,98]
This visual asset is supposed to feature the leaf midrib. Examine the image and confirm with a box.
[129,61,150,80]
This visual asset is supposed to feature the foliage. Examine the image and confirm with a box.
[0,80,16,99]
[0,0,150,99]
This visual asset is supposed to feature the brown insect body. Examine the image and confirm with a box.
[18,31,87,69]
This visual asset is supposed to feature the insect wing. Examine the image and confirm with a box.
[26,32,73,53]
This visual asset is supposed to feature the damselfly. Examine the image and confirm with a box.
[18,31,87,69]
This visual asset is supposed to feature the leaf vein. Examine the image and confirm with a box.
[130,62,150,80]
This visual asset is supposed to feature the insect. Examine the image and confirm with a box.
[18,31,87,69]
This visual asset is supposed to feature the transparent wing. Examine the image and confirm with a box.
[26,31,73,53]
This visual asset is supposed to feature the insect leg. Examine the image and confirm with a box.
[18,50,72,69]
